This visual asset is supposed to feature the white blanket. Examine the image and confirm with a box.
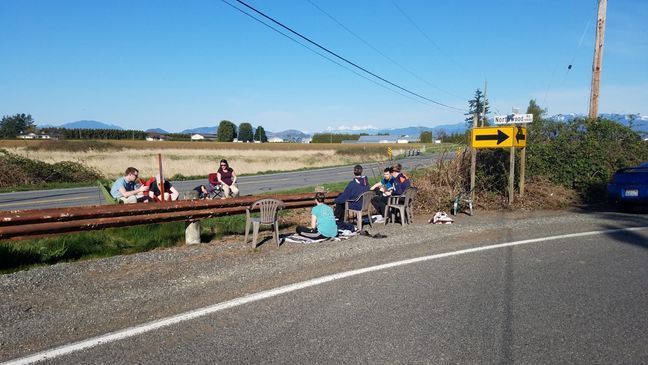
[283,230,357,244]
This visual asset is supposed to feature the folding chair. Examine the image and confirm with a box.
[207,173,224,199]
[452,189,474,216]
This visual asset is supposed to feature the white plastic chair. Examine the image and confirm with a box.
[245,198,284,248]
[385,187,418,226]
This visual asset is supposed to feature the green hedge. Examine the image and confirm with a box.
[0,149,103,189]
[526,118,648,199]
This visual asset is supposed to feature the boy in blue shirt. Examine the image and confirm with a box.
[370,167,395,195]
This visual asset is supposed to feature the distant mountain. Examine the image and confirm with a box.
[145,128,169,134]
[547,113,648,134]
[267,129,311,140]
[57,120,124,130]
[181,126,217,134]
[325,124,467,137]
[325,126,423,136]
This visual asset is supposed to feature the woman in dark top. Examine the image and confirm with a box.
[217,159,239,198]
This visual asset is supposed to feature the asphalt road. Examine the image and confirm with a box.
[0,155,436,211]
[9,225,648,364]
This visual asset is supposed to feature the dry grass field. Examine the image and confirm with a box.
[0,140,424,179]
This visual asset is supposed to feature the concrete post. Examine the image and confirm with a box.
[185,220,201,245]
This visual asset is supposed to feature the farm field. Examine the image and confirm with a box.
[0,140,442,179]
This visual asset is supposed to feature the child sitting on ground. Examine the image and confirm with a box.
[296,192,338,239]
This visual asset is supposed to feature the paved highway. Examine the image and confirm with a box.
[0,155,437,211]
[4,220,647,364]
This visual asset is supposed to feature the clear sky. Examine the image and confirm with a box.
[1,0,646,133]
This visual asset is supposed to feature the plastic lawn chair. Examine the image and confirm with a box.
[344,190,375,231]
[385,187,418,226]
[245,198,285,248]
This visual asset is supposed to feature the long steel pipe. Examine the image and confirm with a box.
[0,194,340,241]
[0,192,340,226]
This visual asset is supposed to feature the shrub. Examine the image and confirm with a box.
[527,118,648,201]
[413,143,581,212]
[0,149,103,188]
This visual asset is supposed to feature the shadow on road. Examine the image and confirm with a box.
[573,205,648,249]
[599,225,648,250]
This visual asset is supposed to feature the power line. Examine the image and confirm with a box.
[305,0,463,99]
[542,11,597,107]
[229,0,466,112]
[220,0,426,105]
[389,0,469,76]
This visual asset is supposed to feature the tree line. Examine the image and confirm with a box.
[0,114,270,142]
[216,120,268,142]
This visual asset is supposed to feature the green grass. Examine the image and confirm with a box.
[0,222,186,274]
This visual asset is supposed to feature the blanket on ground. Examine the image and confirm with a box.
[284,229,357,244]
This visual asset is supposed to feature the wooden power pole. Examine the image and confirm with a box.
[588,0,607,119]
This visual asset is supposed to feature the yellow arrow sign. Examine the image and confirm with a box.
[471,127,526,148]
[514,127,526,147]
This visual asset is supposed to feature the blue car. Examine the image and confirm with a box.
[607,162,648,209]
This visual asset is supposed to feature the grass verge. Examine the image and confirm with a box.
[0,181,352,274]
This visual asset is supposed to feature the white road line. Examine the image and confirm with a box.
[4,226,647,365]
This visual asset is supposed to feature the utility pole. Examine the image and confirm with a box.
[588,0,607,119]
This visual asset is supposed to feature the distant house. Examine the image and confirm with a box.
[191,133,218,141]
[17,133,51,140]
[343,135,419,144]
[301,137,313,144]
[433,139,442,144]
[145,133,168,141]
[268,137,284,143]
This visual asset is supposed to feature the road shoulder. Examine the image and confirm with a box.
[1,208,647,361]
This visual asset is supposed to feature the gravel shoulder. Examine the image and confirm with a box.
[1,208,647,361]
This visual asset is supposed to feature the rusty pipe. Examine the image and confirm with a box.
[0,192,340,226]
[0,198,337,241]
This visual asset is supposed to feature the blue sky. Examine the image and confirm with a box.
[1,0,646,133]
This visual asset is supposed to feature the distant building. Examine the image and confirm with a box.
[301,137,313,144]
[145,133,168,141]
[344,135,418,144]
[17,133,51,140]
[191,133,218,141]
[268,137,284,143]
[433,139,442,144]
